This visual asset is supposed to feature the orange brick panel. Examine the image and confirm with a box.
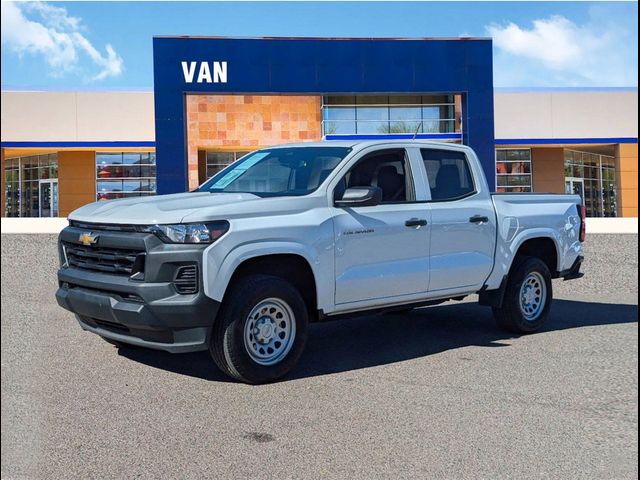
[615,144,639,218]
[186,94,322,189]
[58,151,97,216]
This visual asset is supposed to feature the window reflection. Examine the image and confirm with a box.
[322,95,458,136]
[496,149,533,193]
[96,152,156,201]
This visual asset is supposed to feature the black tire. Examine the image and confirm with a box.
[209,274,309,384]
[493,256,553,334]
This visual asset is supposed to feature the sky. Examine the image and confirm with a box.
[1,1,638,90]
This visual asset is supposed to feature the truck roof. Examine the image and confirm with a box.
[264,139,472,151]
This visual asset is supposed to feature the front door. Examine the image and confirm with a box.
[332,148,431,306]
[39,180,59,217]
[333,204,431,305]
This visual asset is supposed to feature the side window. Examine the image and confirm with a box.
[340,149,412,203]
[421,149,475,201]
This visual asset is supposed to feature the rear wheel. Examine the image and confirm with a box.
[209,274,308,384]
[493,256,553,334]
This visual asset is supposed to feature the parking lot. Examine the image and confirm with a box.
[1,233,637,479]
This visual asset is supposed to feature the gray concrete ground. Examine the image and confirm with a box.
[1,234,637,479]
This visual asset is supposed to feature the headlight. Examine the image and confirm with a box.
[139,221,229,244]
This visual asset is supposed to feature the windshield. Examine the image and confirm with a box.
[197,146,352,196]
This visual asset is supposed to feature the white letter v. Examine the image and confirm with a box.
[181,61,196,83]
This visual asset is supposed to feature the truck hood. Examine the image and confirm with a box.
[68,192,262,224]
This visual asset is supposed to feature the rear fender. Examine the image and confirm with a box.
[485,228,567,290]
[508,229,562,273]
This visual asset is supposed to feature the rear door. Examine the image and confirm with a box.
[419,148,496,292]
[330,147,431,305]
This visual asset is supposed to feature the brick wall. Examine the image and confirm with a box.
[616,144,638,217]
[58,151,97,217]
[531,148,565,194]
[186,94,322,189]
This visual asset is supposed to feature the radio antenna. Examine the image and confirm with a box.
[412,121,423,140]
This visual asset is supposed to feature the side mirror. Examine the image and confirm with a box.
[334,187,382,208]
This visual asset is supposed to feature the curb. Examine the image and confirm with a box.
[585,217,638,234]
[1,218,70,234]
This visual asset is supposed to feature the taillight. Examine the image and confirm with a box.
[578,204,586,242]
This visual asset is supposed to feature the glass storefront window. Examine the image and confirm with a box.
[496,149,532,193]
[356,120,388,135]
[96,152,156,200]
[323,120,355,135]
[564,149,617,217]
[389,106,421,121]
[205,151,252,179]
[3,154,58,217]
[322,95,458,136]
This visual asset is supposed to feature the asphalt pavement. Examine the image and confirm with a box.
[1,234,637,479]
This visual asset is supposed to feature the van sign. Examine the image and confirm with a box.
[154,37,496,195]
[181,61,227,84]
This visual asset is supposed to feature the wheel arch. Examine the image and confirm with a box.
[203,242,326,317]
[510,234,560,278]
[480,234,559,308]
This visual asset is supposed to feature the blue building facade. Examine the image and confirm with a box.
[152,36,495,193]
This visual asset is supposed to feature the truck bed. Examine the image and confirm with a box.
[483,192,583,289]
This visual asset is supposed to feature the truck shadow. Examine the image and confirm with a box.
[117,299,638,383]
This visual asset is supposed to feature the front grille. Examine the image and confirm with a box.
[69,221,137,232]
[174,264,198,294]
[63,242,144,275]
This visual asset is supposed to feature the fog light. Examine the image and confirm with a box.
[174,264,198,294]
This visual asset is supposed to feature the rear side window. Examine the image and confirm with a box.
[421,149,475,201]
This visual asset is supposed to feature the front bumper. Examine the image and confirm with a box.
[56,225,220,353]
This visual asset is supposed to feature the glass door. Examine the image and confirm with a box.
[565,178,585,202]
[38,179,59,217]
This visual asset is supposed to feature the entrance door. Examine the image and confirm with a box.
[39,180,59,217]
[565,178,585,204]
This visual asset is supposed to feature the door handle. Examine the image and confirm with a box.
[405,218,428,227]
[469,215,489,224]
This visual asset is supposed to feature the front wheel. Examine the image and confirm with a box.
[209,274,309,384]
[493,256,553,334]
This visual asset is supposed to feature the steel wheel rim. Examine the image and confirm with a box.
[519,271,547,321]
[243,297,296,366]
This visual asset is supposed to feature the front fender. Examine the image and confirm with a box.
[202,241,331,310]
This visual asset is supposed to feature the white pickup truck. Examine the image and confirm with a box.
[56,140,585,383]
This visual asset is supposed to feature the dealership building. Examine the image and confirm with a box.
[1,37,637,218]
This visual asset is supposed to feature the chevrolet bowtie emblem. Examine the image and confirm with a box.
[78,232,98,246]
